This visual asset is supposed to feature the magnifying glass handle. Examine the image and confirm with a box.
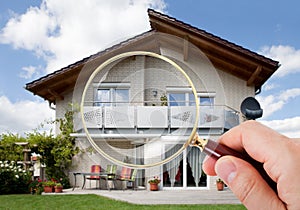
[191,137,277,193]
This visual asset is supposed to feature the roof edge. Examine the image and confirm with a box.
[25,30,155,89]
[147,9,280,68]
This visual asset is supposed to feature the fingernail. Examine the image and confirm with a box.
[215,157,237,184]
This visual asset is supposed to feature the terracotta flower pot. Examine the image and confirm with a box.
[55,187,63,193]
[44,186,53,193]
[149,183,159,191]
[217,182,224,191]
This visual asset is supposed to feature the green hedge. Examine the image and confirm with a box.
[0,161,31,194]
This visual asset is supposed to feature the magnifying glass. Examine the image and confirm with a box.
[79,51,199,169]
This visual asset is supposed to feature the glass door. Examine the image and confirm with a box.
[163,144,207,189]
[163,144,183,188]
[186,146,207,188]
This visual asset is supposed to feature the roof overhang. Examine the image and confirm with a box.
[148,9,279,91]
[25,9,280,104]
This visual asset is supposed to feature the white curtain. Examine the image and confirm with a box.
[187,147,205,187]
[164,144,183,187]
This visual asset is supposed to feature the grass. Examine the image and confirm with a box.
[0,194,246,210]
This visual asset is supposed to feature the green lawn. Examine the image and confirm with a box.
[0,194,245,210]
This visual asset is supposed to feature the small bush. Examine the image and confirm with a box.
[0,161,31,194]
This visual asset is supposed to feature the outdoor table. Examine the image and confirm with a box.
[71,172,115,191]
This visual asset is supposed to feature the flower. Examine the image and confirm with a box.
[42,180,56,187]
[148,176,161,184]
[0,161,31,194]
[216,178,224,183]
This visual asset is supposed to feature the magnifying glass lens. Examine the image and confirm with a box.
[80,51,199,168]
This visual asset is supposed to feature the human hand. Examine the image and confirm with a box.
[203,120,300,210]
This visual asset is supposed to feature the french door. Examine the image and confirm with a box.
[163,144,207,189]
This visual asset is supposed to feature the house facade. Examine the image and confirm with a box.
[26,9,279,191]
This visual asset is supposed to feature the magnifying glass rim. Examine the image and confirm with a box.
[80,51,199,168]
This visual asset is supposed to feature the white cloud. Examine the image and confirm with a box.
[0,0,166,73]
[257,88,300,118]
[19,65,41,79]
[0,96,54,135]
[0,0,166,135]
[262,83,278,91]
[259,117,300,138]
[259,45,300,77]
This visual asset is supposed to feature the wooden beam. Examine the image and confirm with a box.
[247,65,262,86]
[47,89,64,100]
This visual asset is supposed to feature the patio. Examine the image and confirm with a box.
[50,188,241,205]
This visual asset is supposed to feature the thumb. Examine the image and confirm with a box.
[215,156,285,210]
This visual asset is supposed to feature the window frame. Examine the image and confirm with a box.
[166,87,215,107]
[93,83,130,106]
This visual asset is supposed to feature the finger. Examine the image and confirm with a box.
[202,156,217,176]
[218,121,290,180]
[218,121,287,162]
[215,156,286,210]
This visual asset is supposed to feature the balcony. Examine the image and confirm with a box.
[77,104,239,136]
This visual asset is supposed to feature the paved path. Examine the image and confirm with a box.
[57,188,241,205]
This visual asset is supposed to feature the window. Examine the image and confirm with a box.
[169,93,186,106]
[94,83,130,106]
[167,87,193,106]
[200,97,214,106]
[190,92,215,106]
[167,87,215,107]
[96,89,110,106]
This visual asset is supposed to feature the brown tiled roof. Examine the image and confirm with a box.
[26,9,279,104]
[148,9,278,66]
[148,9,279,87]
[25,30,156,103]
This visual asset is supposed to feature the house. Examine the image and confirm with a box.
[25,9,279,191]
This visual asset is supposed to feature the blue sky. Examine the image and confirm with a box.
[0,0,300,137]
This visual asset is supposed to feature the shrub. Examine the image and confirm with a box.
[0,161,31,194]
[0,107,79,191]
[28,179,44,195]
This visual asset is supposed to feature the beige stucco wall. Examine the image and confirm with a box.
[217,70,255,111]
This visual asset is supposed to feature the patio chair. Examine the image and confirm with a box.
[86,165,102,189]
[116,167,137,190]
[101,165,117,190]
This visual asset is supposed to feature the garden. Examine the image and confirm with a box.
[0,108,79,195]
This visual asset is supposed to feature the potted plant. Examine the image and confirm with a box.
[216,178,224,191]
[160,94,168,106]
[43,180,56,193]
[54,183,63,193]
[29,179,43,195]
[148,176,161,191]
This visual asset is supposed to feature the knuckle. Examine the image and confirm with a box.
[235,178,256,204]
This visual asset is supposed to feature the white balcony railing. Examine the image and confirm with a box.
[81,105,239,131]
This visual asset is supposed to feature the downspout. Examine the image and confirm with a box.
[49,101,56,110]
[255,87,261,95]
